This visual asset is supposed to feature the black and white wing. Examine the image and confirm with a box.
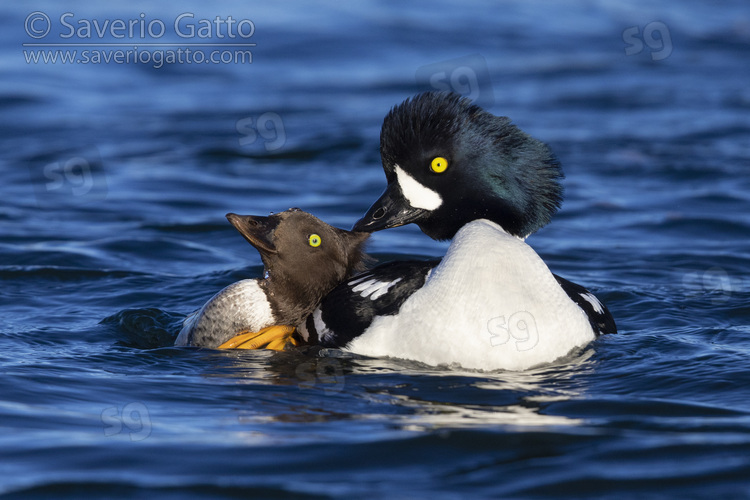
[300,259,440,347]
[554,274,617,336]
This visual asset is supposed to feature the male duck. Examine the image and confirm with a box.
[298,92,616,371]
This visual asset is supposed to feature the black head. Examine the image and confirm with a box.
[227,208,369,324]
[353,91,564,240]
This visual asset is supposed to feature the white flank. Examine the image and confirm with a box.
[345,219,597,371]
[175,279,274,346]
[395,165,442,210]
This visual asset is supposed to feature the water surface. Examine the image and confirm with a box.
[2,1,750,498]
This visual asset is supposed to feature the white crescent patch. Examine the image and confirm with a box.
[395,165,442,210]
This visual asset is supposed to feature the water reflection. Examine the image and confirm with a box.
[111,307,597,434]
[202,346,597,431]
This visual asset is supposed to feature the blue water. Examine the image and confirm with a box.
[3,0,750,497]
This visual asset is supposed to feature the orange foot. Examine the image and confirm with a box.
[217,325,298,351]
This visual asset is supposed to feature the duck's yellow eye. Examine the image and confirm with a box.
[308,234,321,247]
[430,156,448,173]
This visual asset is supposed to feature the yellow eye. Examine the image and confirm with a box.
[430,156,448,173]
[308,234,321,247]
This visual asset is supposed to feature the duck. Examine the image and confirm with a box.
[297,91,616,371]
[174,208,368,349]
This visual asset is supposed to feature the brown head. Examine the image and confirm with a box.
[226,208,369,325]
